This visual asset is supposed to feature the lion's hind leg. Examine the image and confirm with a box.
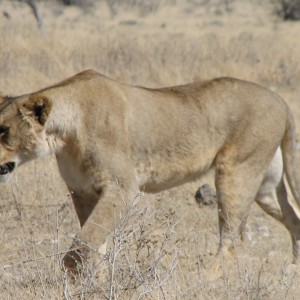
[205,153,272,279]
[215,161,266,256]
[256,177,300,263]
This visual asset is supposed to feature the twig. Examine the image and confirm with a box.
[109,231,118,300]
[10,180,22,220]
[1,249,71,269]
[63,268,72,300]
[19,0,46,35]
[256,260,265,300]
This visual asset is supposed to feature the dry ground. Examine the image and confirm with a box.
[0,0,300,299]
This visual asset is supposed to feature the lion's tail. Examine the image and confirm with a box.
[281,109,300,208]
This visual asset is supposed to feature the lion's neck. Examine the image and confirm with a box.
[44,99,82,154]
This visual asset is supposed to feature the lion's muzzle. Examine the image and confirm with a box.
[0,162,15,175]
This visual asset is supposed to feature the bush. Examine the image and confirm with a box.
[276,0,300,20]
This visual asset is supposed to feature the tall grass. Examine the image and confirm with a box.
[1,185,299,299]
[1,29,300,95]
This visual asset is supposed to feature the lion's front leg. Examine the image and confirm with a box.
[62,176,139,273]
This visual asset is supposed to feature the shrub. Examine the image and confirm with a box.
[276,0,300,20]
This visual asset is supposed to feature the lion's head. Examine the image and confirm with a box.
[0,94,52,182]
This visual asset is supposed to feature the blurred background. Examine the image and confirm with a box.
[0,0,300,298]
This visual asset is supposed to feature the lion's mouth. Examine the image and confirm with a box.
[0,162,15,175]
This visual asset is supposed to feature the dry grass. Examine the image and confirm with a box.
[1,183,300,299]
[0,0,300,299]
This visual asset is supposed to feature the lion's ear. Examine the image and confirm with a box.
[22,95,52,125]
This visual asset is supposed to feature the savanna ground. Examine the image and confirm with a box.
[0,0,300,299]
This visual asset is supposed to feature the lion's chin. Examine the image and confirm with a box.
[0,162,16,176]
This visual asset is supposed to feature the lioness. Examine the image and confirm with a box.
[0,70,299,272]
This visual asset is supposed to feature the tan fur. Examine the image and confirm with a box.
[0,69,299,272]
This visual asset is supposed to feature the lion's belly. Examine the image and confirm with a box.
[134,153,215,193]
